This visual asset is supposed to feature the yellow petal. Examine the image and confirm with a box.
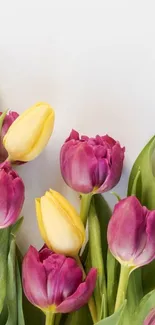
[35,198,52,250]
[35,189,85,256]
[3,102,55,161]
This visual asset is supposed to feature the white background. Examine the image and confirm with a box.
[0,0,155,253]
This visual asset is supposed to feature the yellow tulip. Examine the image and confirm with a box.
[3,102,55,162]
[35,189,85,256]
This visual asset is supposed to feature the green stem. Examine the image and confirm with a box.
[45,311,55,325]
[80,194,92,226]
[114,265,131,312]
[75,255,97,324]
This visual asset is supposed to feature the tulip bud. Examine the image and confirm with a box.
[0,111,19,162]
[144,309,155,325]
[35,189,85,256]
[60,130,125,194]
[107,196,155,269]
[0,161,25,228]
[3,102,55,162]
[22,245,97,313]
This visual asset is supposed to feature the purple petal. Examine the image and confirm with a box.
[22,246,48,308]
[107,196,147,264]
[2,176,25,228]
[134,210,155,266]
[0,111,18,162]
[98,142,125,193]
[66,129,79,142]
[60,142,98,193]
[56,268,97,313]
[47,257,82,306]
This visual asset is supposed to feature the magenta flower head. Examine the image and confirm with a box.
[144,309,155,325]
[107,196,155,269]
[0,161,25,228]
[0,111,19,162]
[60,130,125,194]
[22,245,97,313]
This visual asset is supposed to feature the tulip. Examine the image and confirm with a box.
[107,196,155,312]
[144,309,155,325]
[0,161,25,228]
[0,111,19,162]
[107,196,155,268]
[35,189,85,256]
[22,245,97,314]
[3,102,55,162]
[60,129,125,194]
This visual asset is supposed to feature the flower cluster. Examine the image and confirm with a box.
[0,101,154,325]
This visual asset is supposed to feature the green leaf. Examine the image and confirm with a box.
[127,269,143,315]
[128,135,155,208]
[6,238,17,325]
[0,228,9,313]
[94,194,111,269]
[16,260,25,325]
[133,290,155,324]
[64,305,93,325]
[95,301,126,325]
[11,217,24,238]
[106,250,120,315]
[88,199,107,320]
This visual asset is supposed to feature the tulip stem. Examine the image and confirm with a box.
[75,255,98,324]
[114,265,131,312]
[45,311,55,325]
[80,194,92,226]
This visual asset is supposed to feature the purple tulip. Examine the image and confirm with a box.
[144,309,155,325]
[22,245,97,313]
[0,161,25,228]
[60,130,125,194]
[107,196,155,268]
[0,111,19,162]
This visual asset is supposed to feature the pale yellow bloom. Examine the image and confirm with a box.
[3,102,55,162]
[35,189,85,256]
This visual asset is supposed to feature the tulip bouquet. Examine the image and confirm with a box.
[0,104,155,325]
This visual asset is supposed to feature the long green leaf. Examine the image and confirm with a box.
[88,199,107,320]
[94,194,111,269]
[6,238,17,325]
[95,301,126,325]
[0,228,9,313]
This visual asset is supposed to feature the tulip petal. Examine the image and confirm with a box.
[134,210,155,266]
[22,246,48,308]
[56,268,97,313]
[47,257,83,306]
[3,103,55,162]
[107,196,147,264]
[0,170,9,225]
[98,142,125,192]
[61,142,98,193]
[3,177,25,228]
[38,192,85,256]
